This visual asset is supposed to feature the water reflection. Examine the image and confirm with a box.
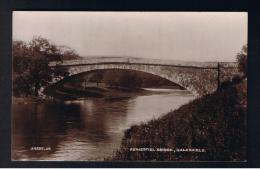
[12,89,194,161]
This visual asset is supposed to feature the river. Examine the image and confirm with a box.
[12,88,195,161]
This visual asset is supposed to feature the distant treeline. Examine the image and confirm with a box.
[13,36,80,97]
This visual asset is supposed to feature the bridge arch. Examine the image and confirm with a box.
[49,64,203,96]
[49,68,187,91]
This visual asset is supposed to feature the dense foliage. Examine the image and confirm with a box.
[13,36,80,96]
[112,76,247,161]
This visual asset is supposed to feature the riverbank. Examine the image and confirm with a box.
[112,77,247,161]
[12,95,51,104]
[13,85,181,104]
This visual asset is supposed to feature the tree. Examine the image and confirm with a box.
[236,44,247,77]
[59,45,80,60]
[13,36,78,96]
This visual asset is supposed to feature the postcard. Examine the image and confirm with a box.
[11,12,247,161]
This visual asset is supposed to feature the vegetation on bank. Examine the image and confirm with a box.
[112,76,247,161]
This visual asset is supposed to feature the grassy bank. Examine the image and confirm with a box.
[112,77,247,161]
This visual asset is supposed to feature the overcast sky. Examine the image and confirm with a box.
[13,12,247,62]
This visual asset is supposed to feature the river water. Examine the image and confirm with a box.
[12,88,195,161]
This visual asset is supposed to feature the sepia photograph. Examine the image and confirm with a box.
[11,12,247,161]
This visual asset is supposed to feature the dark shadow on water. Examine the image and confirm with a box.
[12,97,130,160]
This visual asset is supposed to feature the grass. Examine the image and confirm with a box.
[112,77,247,161]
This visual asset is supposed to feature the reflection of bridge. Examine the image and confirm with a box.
[48,57,239,96]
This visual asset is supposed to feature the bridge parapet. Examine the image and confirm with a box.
[49,56,237,68]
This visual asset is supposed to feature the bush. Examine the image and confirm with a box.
[236,45,247,77]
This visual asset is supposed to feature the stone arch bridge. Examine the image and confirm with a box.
[48,57,239,96]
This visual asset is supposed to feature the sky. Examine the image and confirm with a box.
[13,12,247,62]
